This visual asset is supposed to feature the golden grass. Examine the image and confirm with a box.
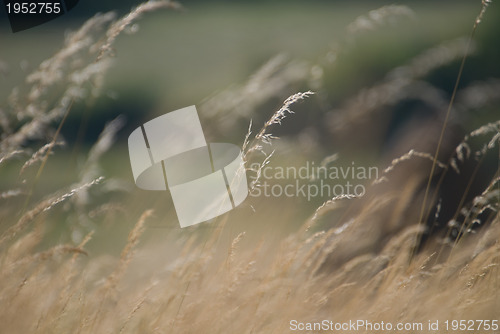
[0,1,499,333]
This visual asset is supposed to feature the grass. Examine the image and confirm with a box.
[0,0,499,333]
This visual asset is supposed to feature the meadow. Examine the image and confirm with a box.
[0,0,499,333]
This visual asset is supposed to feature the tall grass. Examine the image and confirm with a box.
[0,1,499,333]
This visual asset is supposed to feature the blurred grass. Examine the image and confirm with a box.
[0,0,493,252]
[98,2,479,107]
[1,3,500,332]
[1,2,477,107]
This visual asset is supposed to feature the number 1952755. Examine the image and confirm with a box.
[6,2,62,14]
[444,320,499,331]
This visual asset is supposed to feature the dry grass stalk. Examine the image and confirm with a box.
[20,141,65,175]
[347,5,415,35]
[105,209,153,291]
[457,78,500,110]
[81,116,125,179]
[328,38,474,133]
[200,54,310,133]
[0,149,25,165]
[244,91,314,157]
[475,0,493,26]
[227,231,246,270]
[305,194,359,232]
[0,1,499,333]
[97,0,182,61]
[0,177,104,247]
[451,120,500,173]
[414,0,494,258]
[0,188,25,199]
[373,149,447,184]
[243,91,314,191]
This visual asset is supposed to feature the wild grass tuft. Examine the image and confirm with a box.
[0,1,499,333]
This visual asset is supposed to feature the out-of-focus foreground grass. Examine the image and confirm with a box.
[1,1,499,333]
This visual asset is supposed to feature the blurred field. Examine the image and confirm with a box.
[1,1,499,333]
[0,1,486,186]
[0,2,479,109]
